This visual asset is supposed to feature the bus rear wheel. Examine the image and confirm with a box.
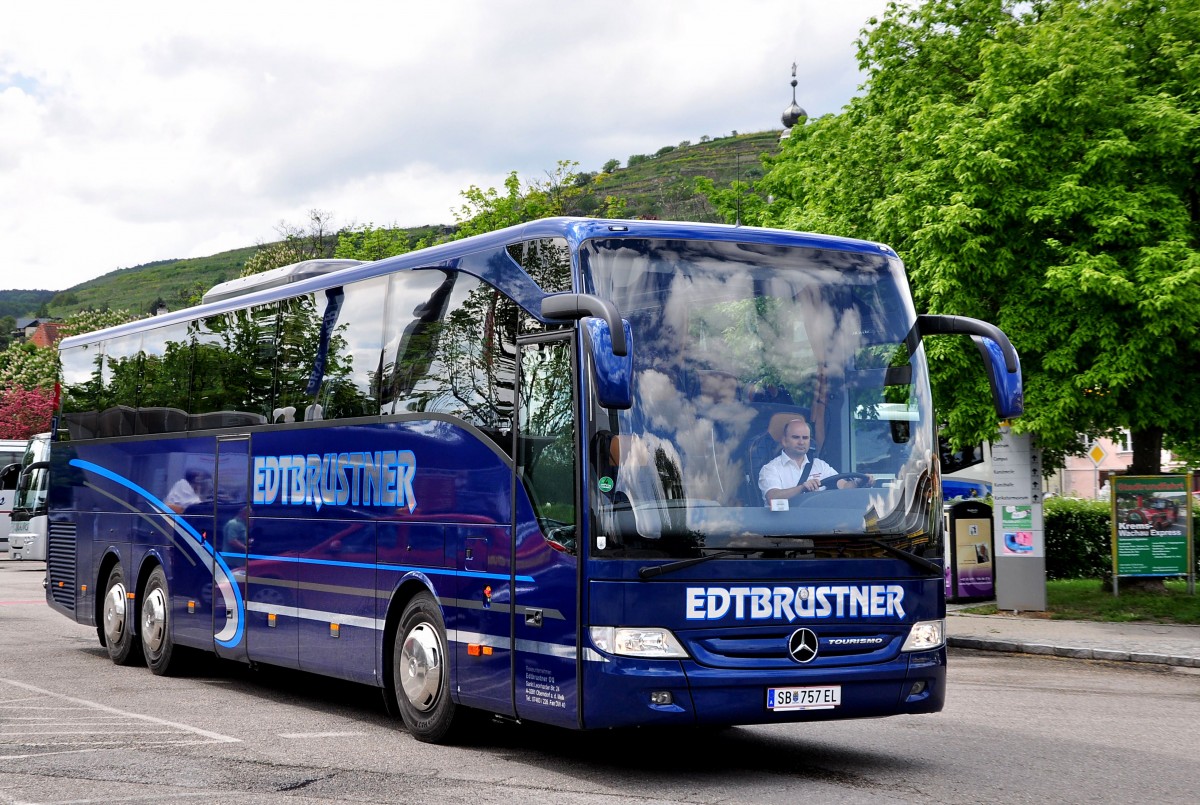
[102,564,143,666]
[141,566,179,675]
[391,592,458,744]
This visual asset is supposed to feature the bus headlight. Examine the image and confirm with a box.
[590,626,689,659]
[901,619,945,652]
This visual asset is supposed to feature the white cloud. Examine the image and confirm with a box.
[0,0,890,290]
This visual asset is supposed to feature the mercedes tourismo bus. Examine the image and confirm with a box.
[940,438,993,501]
[0,438,29,554]
[45,217,1022,743]
[8,432,50,561]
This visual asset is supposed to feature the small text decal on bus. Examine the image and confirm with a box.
[252,451,417,513]
[685,585,906,621]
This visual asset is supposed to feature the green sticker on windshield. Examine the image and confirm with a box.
[598,476,614,493]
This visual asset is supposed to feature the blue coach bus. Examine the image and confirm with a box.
[46,217,1021,743]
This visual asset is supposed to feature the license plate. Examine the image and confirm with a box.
[767,685,841,711]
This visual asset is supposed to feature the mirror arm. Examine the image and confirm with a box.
[541,293,627,356]
[917,314,1018,373]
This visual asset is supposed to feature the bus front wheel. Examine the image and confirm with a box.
[141,566,179,675]
[102,564,143,666]
[391,592,457,743]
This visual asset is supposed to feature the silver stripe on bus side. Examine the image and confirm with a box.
[241,603,609,662]
[246,575,566,621]
[243,601,377,630]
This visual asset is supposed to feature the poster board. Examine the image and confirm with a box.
[1111,475,1193,585]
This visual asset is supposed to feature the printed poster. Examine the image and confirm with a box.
[1112,475,1191,577]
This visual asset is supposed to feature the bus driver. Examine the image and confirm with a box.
[759,417,863,504]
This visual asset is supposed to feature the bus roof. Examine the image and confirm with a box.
[58,217,898,349]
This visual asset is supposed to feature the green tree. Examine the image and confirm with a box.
[0,386,55,439]
[716,0,1200,472]
[335,224,427,261]
[0,341,60,392]
[243,209,341,277]
[60,308,141,339]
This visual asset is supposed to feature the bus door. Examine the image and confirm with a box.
[0,461,19,553]
[212,435,252,664]
[510,334,580,729]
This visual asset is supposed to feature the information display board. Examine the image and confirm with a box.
[1111,475,1192,578]
[945,500,994,602]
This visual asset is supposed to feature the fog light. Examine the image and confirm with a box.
[650,691,673,705]
[910,680,926,695]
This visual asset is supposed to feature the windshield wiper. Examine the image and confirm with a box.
[748,533,942,577]
[801,534,942,576]
[863,538,942,575]
[638,549,756,580]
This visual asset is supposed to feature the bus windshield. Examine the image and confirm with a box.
[581,237,936,561]
[14,433,51,514]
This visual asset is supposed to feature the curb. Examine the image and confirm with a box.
[948,636,1200,668]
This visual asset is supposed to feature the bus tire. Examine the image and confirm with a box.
[391,591,457,743]
[141,566,179,676]
[102,564,143,666]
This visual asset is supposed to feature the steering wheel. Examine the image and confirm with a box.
[818,472,871,490]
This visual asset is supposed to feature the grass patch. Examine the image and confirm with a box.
[957,578,1200,624]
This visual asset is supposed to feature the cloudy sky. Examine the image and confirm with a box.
[1,0,891,292]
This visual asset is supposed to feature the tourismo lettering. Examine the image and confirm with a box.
[252,451,417,513]
[684,585,906,621]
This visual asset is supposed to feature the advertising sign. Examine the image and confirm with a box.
[1111,475,1191,578]
[946,500,994,601]
[991,427,1044,557]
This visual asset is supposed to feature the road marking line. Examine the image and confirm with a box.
[3,680,240,744]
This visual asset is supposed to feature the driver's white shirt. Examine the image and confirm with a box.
[758,451,839,501]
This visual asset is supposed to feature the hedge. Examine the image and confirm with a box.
[1043,497,1113,580]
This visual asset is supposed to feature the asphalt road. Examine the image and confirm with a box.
[3,559,1199,804]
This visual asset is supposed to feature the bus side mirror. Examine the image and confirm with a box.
[584,317,633,410]
[917,314,1023,419]
[972,335,1023,420]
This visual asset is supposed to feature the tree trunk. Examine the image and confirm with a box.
[1128,425,1164,475]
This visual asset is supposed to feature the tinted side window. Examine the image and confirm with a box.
[60,342,104,440]
[191,314,233,416]
[273,293,321,423]
[380,270,459,414]
[99,333,143,437]
[242,302,279,423]
[394,271,518,452]
[507,237,572,295]
[137,321,192,433]
[508,237,572,336]
[190,308,273,427]
[315,277,388,420]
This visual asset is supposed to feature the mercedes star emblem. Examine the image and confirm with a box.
[787,628,819,663]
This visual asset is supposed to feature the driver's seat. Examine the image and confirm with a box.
[743,410,810,505]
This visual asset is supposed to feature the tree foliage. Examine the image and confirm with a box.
[242,209,340,276]
[715,0,1200,471]
[0,386,54,439]
[60,308,140,339]
[0,341,59,392]
[336,161,624,263]
[0,341,60,438]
